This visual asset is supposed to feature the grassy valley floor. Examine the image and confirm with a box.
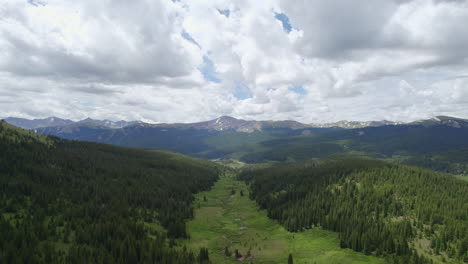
[454,174,468,182]
[183,173,384,264]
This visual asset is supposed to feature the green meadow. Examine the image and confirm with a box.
[183,173,384,264]
[454,174,468,182]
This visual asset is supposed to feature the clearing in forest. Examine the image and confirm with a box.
[184,173,384,264]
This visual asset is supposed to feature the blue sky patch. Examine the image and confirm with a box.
[181,30,201,48]
[289,85,307,95]
[218,9,230,17]
[200,56,221,83]
[274,12,292,33]
[28,0,45,6]
[233,81,252,100]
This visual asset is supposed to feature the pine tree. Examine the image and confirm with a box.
[235,249,242,258]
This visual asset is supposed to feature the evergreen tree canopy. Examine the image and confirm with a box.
[0,121,219,263]
[239,158,468,263]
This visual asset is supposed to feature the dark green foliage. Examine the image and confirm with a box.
[37,124,340,160]
[0,121,219,263]
[288,253,293,264]
[197,247,209,263]
[403,147,468,174]
[32,117,468,166]
[38,125,217,155]
[240,141,344,163]
[234,249,242,258]
[306,123,468,156]
[238,123,468,164]
[33,117,468,169]
[239,158,468,263]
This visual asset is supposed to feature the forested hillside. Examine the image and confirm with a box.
[36,121,339,158]
[403,148,468,175]
[33,116,468,167]
[0,121,219,263]
[239,159,468,264]
[237,123,468,164]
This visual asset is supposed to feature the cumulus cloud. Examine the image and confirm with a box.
[0,0,204,83]
[0,0,467,123]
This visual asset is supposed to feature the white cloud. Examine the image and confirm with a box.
[1,0,468,123]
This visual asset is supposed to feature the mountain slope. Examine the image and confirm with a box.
[36,117,341,157]
[0,121,219,263]
[239,158,468,263]
[27,115,468,165]
[238,118,468,163]
[403,147,468,175]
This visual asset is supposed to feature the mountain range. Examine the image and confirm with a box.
[4,115,468,171]
[3,116,142,129]
[3,115,410,131]
[3,115,465,134]
[3,116,74,129]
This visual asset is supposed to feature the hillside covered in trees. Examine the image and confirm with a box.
[236,122,468,165]
[31,116,468,170]
[0,121,219,263]
[403,147,468,175]
[239,159,468,264]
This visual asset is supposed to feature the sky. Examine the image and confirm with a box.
[1,0,468,123]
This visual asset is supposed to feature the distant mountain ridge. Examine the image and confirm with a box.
[4,116,74,129]
[75,118,143,129]
[3,115,409,131]
[309,120,403,129]
[148,116,307,132]
[3,116,142,129]
[149,116,406,131]
[411,115,468,128]
[5,115,468,131]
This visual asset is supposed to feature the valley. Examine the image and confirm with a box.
[1,120,467,264]
[184,172,384,264]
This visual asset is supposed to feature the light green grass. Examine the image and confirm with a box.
[454,174,468,182]
[184,174,385,264]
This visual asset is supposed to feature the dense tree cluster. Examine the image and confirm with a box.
[404,147,468,175]
[0,121,218,263]
[239,158,468,263]
[239,142,343,163]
